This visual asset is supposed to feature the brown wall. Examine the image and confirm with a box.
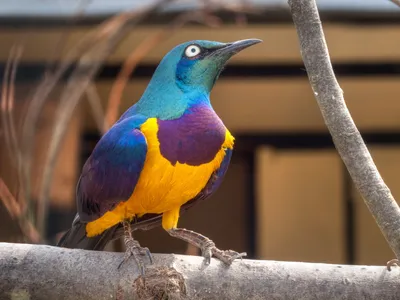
[0,24,399,63]
[354,147,400,265]
[1,23,399,263]
[255,148,345,263]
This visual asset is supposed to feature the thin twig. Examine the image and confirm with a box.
[7,46,25,203]
[105,32,165,129]
[20,2,163,219]
[0,179,21,218]
[0,179,41,243]
[36,0,172,236]
[44,0,93,75]
[0,45,41,243]
[1,45,26,206]
[20,26,101,220]
[288,0,400,259]
[86,83,106,134]
[1,46,18,165]
[203,0,259,26]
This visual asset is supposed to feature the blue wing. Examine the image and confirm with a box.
[77,116,147,223]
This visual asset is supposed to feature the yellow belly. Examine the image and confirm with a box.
[86,118,234,237]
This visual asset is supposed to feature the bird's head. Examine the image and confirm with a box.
[135,39,262,119]
[170,39,262,93]
[161,39,262,93]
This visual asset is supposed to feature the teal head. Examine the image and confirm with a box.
[135,39,262,119]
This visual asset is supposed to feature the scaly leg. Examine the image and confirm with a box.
[163,208,246,265]
[118,220,153,275]
[168,228,247,265]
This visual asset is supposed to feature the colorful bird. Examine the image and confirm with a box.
[58,39,262,273]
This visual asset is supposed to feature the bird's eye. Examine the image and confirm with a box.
[185,45,201,58]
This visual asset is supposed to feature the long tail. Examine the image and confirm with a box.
[57,214,118,251]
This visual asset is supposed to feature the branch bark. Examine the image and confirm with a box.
[0,243,399,300]
[390,0,400,7]
[288,0,400,260]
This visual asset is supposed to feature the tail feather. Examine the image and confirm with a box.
[57,214,118,251]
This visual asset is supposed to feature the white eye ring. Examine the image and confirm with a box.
[185,45,201,58]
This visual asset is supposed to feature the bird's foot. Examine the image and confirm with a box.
[168,228,246,266]
[387,259,399,271]
[209,247,247,266]
[118,221,153,275]
[118,237,153,274]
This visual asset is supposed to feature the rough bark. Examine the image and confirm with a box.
[0,243,399,300]
[288,0,400,260]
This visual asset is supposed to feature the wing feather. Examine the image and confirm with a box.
[77,117,147,222]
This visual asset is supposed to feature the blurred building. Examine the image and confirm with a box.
[1,0,400,266]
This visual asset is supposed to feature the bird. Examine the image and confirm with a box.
[58,38,262,273]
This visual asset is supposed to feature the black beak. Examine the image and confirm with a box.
[210,39,262,57]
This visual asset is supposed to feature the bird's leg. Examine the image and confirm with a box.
[168,228,246,266]
[118,220,153,274]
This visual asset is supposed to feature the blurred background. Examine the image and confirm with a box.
[0,0,400,266]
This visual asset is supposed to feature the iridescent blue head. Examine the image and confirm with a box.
[133,39,262,120]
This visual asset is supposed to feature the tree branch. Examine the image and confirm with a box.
[1,243,399,300]
[390,0,400,7]
[288,0,400,260]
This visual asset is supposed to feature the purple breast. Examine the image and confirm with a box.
[157,105,226,166]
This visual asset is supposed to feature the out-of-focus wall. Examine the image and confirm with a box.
[0,25,399,63]
[255,148,345,263]
[0,21,399,263]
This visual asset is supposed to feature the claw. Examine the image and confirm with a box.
[168,228,245,266]
[206,244,246,266]
[118,239,152,275]
[387,259,399,271]
[142,247,154,264]
[200,239,215,265]
[118,221,153,275]
[213,249,247,265]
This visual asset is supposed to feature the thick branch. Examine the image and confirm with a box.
[0,243,399,300]
[288,0,400,259]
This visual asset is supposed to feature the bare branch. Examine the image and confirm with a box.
[36,0,172,236]
[389,0,400,7]
[1,46,22,173]
[0,243,399,300]
[0,45,31,214]
[288,0,400,259]
[105,31,165,130]
[20,20,106,210]
[43,0,94,73]
[0,181,41,243]
[0,179,21,218]
[0,46,42,243]
[86,83,106,134]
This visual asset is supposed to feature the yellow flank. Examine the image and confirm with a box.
[86,118,234,237]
